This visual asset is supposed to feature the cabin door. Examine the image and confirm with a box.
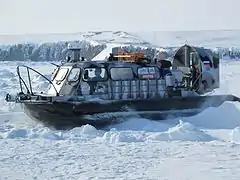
[48,67,71,95]
[60,67,82,95]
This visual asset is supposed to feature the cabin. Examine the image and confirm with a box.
[47,60,182,99]
[46,44,188,99]
[44,43,220,99]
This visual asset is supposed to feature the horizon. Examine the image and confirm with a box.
[1,0,239,35]
[1,29,240,47]
[0,28,240,36]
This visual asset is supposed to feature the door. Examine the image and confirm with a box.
[47,67,71,95]
[61,67,81,95]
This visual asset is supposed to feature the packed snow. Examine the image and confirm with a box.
[0,59,240,179]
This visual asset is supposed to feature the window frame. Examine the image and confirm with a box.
[67,67,81,82]
[82,67,108,82]
[109,67,134,81]
[54,67,69,82]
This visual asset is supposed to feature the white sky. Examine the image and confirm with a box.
[0,0,239,34]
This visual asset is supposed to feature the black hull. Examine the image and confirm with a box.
[21,95,240,130]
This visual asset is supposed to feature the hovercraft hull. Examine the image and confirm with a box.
[20,94,240,130]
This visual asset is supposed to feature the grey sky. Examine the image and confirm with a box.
[0,0,239,34]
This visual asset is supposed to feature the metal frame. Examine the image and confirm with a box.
[16,65,59,96]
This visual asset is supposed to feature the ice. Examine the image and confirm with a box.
[67,125,103,139]
[230,127,240,144]
[100,129,146,143]
[6,128,29,139]
[43,131,64,140]
[146,120,217,142]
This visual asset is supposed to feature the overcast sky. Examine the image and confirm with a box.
[0,0,239,34]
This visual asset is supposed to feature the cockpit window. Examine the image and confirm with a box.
[137,67,160,79]
[67,68,81,82]
[83,68,107,81]
[110,67,134,80]
[55,67,69,81]
[51,67,60,81]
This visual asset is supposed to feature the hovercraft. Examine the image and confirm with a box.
[5,43,240,130]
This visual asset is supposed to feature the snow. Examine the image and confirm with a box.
[80,31,150,45]
[2,37,240,179]
[134,30,240,48]
[3,30,240,50]
[91,44,118,61]
[0,31,150,46]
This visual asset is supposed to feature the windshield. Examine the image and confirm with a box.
[55,67,69,81]
[83,68,107,81]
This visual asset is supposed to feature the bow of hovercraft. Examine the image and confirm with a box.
[5,43,240,130]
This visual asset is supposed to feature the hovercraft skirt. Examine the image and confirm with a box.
[20,94,238,130]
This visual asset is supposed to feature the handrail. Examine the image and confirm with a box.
[16,65,59,96]
[16,67,30,94]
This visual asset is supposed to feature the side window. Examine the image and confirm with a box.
[83,68,107,81]
[137,67,160,79]
[68,68,81,82]
[55,68,69,81]
[110,67,134,80]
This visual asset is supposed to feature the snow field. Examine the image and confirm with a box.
[0,60,240,179]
